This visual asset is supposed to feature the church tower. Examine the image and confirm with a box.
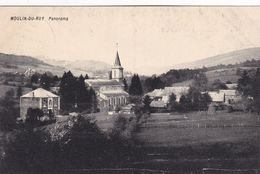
[111,51,124,82]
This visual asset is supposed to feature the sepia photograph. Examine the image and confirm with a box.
[0,5,260,174]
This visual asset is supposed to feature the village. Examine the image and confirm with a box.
[0,48,259,174]
[17,51,248,123]
[20,55,257,118]
[1,7,260,174]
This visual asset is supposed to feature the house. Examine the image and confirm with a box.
[147,86,189,102]
[226,83,238,89]
[85,51,129,112]
[208,89,241,104]
[208,91,225,103]
[20,88,60,120]
[146,86,190,111]
[220,89,242,104]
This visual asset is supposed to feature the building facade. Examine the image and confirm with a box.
[85,51,129,111]
[20,88,60,120]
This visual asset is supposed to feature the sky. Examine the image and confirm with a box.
[1,7,260,75]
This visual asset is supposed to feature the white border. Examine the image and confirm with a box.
[0,0,260,6]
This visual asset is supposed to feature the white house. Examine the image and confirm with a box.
[20,88,60,120]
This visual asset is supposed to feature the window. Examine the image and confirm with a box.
[42,98,47,107]
[48,98,53,109]
[53,98,58,107]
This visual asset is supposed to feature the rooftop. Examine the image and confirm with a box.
[21,88,59,98]
[208,91,225,102]
[85,79,122,87]
[147,86,190,97]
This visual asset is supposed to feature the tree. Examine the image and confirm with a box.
[0,89,18,131]
[40,73,51,90]
[253,68,260,114]
[167,93,178,112]
[129,74,143,96]
[187,87,201,110]
[193,72,208,91]
[123,78,128,91]
[59,71,99,112]
[226,81,232,84]
[237,70,253,96]
[210,79,228,90]
[143,95,152,113]
[25,108,44,126]
[75,75,88,104]
[89,88,98,113]
[198,92,212,110]
[144,75,165,92]
[16,86,23,98]
[178,94,192,112]
[30,73,39,84]
[59,71,77,110]
[84,74,89,79]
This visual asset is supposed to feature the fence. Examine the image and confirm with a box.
[140,123,260,129]
[65,168,172,174]
[202,168,260,174]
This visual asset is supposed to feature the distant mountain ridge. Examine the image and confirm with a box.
[0,52,114,77]
[0,53,66,76]
[0,53,49,67]
[43,58,112,76]
[173,47,260,69]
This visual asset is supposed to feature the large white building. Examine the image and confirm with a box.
[20,88,60,120]
[85,51,129,111]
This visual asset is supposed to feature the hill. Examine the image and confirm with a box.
[43,58,112,78]
[173,47,260,69]
[0,53,66,76]
[0,53,115,77]
[0,53,48,67]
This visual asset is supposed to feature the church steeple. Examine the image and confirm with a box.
[111,50,124,83]
[114,51,122,66]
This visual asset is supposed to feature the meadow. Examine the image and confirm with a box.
[135,112,260,147]
[131,111,260,173]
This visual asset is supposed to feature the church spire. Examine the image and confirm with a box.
[111,45,124,82]
[114,51,122,66]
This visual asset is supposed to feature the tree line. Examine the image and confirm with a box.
[59,71,97,113]
[237,68,260,113]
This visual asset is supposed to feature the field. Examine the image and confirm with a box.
[131,111,260,173]
[135,112,260,147]
[205,66,257,84]
[205,68,239,84]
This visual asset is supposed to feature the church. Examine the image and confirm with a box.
[85,51,129,111]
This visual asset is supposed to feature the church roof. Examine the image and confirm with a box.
[21,88,59,98]
[114,51,122,66]
[85,79,122,87]
[101,90,129,97]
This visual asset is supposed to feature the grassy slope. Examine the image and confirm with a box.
[0,84,31,99]
[135,112,260,147]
